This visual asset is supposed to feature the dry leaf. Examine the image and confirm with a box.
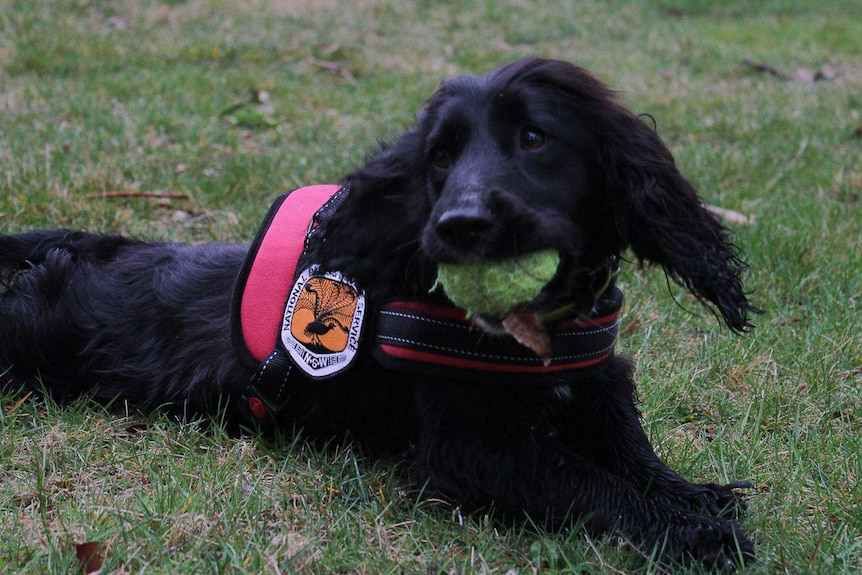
[76,541,104,574]
[102,16,129,31]
[705,205,756,225]
[502,309,552,365]
[794,67,817,84]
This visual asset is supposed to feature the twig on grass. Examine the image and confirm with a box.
[743,59,837,84]
[307,56,358,85]
[763,138,810,196]
[742,58,792,80]
[86,191,189,200]
[4,391,33,416]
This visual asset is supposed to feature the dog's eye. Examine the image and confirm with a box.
[519,127,546,151]
[432,149,451,169]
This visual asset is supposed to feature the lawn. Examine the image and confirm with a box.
[1,0,861,573]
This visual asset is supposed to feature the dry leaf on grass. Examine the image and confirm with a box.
[705,205,756,225]
[76,541,105,574]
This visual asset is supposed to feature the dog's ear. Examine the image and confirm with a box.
[602,109,757,332]
[511,58,757,331]
[312,128,434,296]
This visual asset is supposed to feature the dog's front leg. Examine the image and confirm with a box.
[413,379,754,569]
[565,358,751,520]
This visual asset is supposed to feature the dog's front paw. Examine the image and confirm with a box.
[696,481,753,519]
[653,480,753,520]
[657,514,755,572]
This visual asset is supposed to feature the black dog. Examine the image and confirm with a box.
[0,58,757,569]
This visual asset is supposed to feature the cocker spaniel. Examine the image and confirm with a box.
[0,57,757,569]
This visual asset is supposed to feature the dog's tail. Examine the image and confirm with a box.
[1,230,248,411]
[0,231,142,402]
[0,229,137,267]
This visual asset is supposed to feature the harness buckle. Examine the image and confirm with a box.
[238,349,295,428]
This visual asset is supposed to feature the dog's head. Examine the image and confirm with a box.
[321,57,756,333]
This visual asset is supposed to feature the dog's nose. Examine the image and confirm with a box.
[435,206,493,247]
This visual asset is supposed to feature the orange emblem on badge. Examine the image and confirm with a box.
[281,267,365,378]
[290,277,357,353]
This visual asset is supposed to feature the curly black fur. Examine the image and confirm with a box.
[1,58,757,569]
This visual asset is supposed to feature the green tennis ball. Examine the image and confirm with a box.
[433,249,560,316]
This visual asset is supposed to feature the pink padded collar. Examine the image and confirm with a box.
[239,185,340,362]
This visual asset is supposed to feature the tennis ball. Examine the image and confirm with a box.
[433,249,560,316]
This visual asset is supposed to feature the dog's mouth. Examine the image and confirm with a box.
[429,251,619,363]
[430,250,577,363]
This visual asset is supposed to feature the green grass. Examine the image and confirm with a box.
[1,0,861,572]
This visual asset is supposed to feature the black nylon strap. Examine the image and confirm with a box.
[372,287,623,384]
[238,349,294,425]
